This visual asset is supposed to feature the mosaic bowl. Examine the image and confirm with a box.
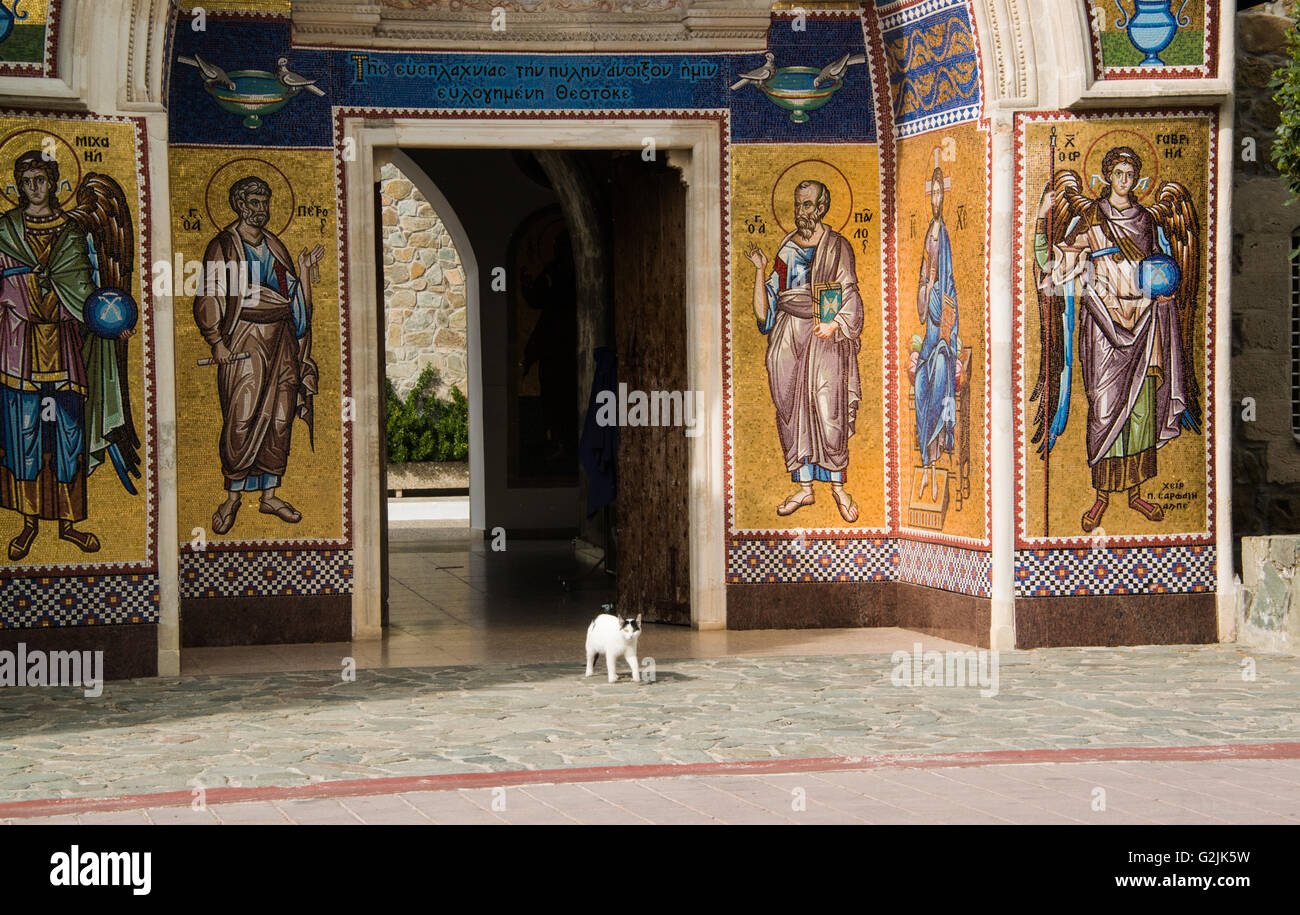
[759,67,843,124]
[205,70,295,129]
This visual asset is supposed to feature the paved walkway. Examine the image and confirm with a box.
[2,643,1297,808]
[8,753,1299,824]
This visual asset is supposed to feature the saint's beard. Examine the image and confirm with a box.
[795,213,819,240]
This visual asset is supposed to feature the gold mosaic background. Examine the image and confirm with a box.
[169,146,343,545]
[1019,115,1212,540]
[9,0,49,24]
[184,0,292,12]
[729,143,885,533]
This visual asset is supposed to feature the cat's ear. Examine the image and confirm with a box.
[635,613,642,625]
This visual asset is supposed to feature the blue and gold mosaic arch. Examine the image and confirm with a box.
[878,0,981,139]
[167,14,880,146]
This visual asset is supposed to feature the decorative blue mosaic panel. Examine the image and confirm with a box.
[168,16,879,147]
[727,538,896,584]
[878,0,981,138]
[180,550,354,599]
[896,540,991,597]
[1015,545,1216,597]
[0,574,160,628]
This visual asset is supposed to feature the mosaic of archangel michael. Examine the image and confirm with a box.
[1030,131,1203,536]
[0,140,142,562]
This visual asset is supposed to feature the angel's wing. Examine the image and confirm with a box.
[1030,168,1094,455]
[69,174,135,289]
[1145,180,1202,433]
[68,173,141,484]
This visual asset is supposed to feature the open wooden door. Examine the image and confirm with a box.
[612,154,690,625]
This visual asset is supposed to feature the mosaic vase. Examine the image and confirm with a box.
[0,1,27,45]
[1115,0,1191,67]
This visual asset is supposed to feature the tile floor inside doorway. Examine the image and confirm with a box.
[182,524,975,676]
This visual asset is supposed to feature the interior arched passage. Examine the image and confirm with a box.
[386,148,486,532]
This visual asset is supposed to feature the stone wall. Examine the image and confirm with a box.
[1252,0,1297,16]
[1238,535,1300,651]
[1233,3,1300,564]
[381,161,468,399]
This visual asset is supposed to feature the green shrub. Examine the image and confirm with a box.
[1272,15,1300,204]
[385,365,469,463]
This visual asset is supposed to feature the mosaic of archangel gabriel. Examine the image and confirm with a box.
[1031,138,1202,536]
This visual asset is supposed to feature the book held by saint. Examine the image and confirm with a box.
[814,282,843,323]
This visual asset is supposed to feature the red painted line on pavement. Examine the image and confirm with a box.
[5,741,1299,820]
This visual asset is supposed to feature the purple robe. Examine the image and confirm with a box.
[758,226,864,474]
[1053,199,1189,474]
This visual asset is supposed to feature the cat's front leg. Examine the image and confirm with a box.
[627,653,640,682]
[585,650,595,677]
[606,652,618,683]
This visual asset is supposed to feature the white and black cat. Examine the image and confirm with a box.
[585,604,642,683]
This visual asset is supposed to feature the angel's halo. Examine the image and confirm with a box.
[1082,129,1160,202]
[0,128,83,210]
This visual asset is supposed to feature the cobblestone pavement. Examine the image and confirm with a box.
[0,644,1297,804]
[9,758,1300,825]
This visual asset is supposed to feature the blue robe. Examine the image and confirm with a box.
[915,217,958,466]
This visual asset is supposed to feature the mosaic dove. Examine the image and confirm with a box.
[730,53,776,91]
[178,53,236,91]
[276,57,326,97]
[813,52,866,87]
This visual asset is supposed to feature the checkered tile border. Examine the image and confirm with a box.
[728,538,992,595]
[180,550,354,599]
[1015,545,1215,597]
[897,540,991,597]
[727,540,1214,597]
[894,106,983,138]
[727,538,896,584]
[0,574,160,628]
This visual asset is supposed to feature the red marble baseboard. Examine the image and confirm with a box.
[894,581,992,649]
[181,595,352,647]
[0,623,157,680]
[1014,592,1218,648]
[726,581,993,647]
[725,581,896,630]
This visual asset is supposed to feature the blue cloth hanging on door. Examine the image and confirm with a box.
[579,346,617,519]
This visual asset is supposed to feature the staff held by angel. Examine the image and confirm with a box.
[1031,141,1201,535]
